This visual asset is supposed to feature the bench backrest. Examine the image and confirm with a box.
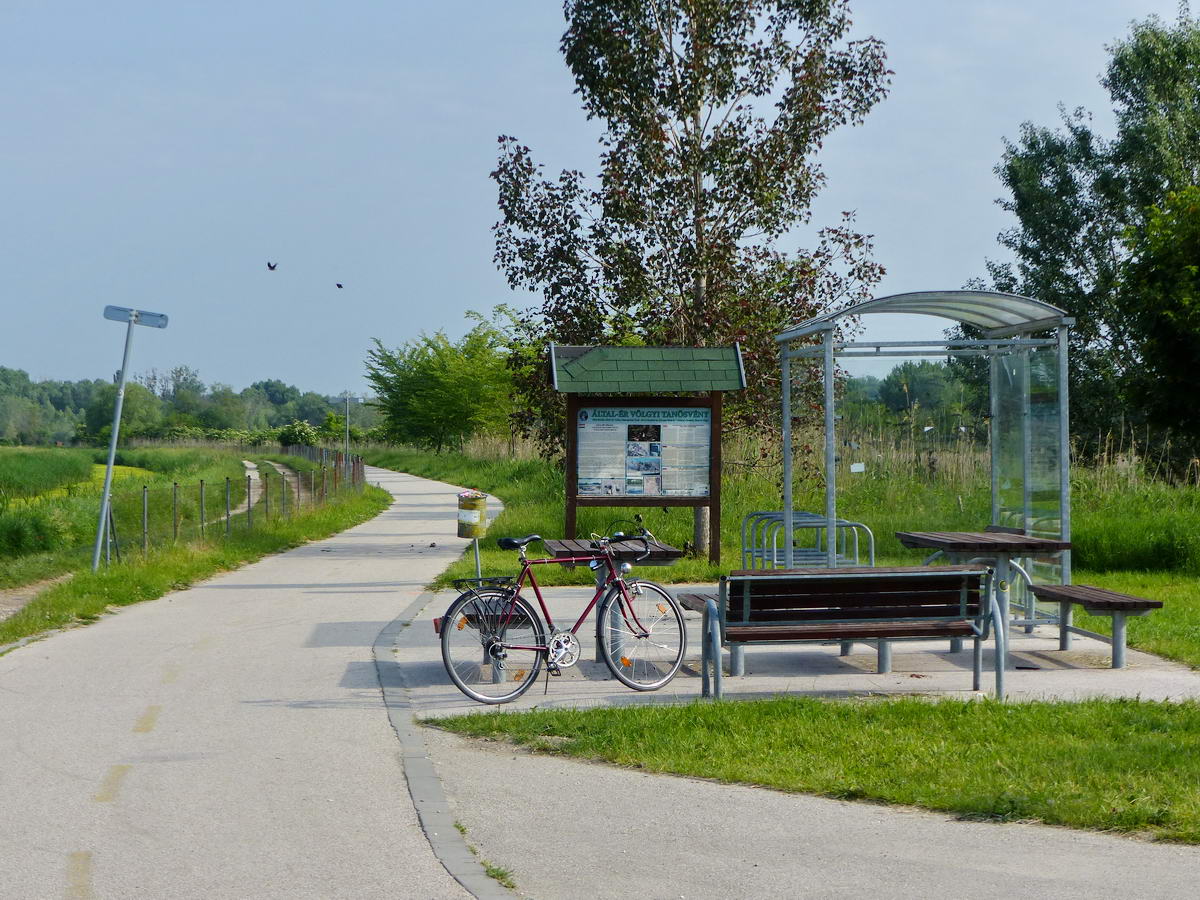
[719,566,987,628]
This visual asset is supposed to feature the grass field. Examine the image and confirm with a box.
[0,448,253,583]
[432,696,1200,843]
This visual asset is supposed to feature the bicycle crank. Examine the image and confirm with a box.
[547,630,581,668]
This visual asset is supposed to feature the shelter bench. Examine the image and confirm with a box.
[678,565,1003,700]
[1029,584,1162,668]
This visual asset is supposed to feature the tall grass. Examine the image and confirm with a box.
[0,448,95,508]
[0,448,252,585]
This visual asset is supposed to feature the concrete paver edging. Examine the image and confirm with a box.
[373,591,512,899]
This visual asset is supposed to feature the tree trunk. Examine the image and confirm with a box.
[691,95,710,557]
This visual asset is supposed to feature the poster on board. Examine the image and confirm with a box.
[575,406,710,498]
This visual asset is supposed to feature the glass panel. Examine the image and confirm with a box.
[995,346,1063,618]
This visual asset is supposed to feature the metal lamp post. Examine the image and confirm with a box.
[91,305,169,572]
[341,392,360,480]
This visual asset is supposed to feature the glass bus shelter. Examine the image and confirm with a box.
[774,290,1073,586]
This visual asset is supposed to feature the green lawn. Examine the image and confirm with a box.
[432,695,1200,843]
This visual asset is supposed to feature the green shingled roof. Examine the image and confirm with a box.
[550,345,746,393]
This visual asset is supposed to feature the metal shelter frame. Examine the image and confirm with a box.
[774,290,1074,577]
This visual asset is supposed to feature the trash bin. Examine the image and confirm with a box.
[457,490,488,539]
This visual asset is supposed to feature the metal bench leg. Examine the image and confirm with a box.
[1059,600,1072,651]
[990,590,1006,700]
[877,640,892,674]
[730,644,745,677]
[706,598,723,699]
[839,641,852,656]
[1112,612,1128,669]
[972,636,982,691]
[949,638,963,653]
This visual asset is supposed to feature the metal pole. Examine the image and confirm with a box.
[781,347,793,568]
[264,472,270,520]
[142,486,148,556]
[247,474,253,529]
[225,477,231,536]
[91,317,136,572]
[990,346,1000,524]
[172,482,179,542]
[345,393,351,479]
[199,480,206,538]
[1058,324,1072,584]
[473,538,482,579]
[824,329,837,567]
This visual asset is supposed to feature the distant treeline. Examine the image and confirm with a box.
[0,365,379,446]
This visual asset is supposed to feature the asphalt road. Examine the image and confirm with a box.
[0,466,471,899]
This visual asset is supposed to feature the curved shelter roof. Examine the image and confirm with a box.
[775,290,1070,343]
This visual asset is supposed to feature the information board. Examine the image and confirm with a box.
[575,406,711,498]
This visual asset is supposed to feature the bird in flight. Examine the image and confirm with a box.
[336,283,344,289]
[266,261,277,271]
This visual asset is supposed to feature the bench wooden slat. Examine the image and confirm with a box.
[733,589,981,609]
[676,593,716,613]
[726,621,976,642]
[1030,584,1162,610]
[728,565,984,577]
[741,605,978,622]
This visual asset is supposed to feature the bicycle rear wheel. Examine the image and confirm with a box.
[441,589,545,704]
[598,580,686,691]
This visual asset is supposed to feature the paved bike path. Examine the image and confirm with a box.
[0,466,474,899]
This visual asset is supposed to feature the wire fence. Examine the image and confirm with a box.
[93,449,367,566]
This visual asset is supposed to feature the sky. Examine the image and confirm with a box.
[0,0,1186,393]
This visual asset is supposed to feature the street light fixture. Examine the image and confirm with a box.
[92,306,169,572]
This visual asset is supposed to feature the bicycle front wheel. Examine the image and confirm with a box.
[441,589,545,704]
[598,580,686,691]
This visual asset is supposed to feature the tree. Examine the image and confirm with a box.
[1118,186,1200,438]
[493,0,890,546]
[250,379,301,408]
[978,10,1200,451]
[84,383,163,440]
[366,321,514,453]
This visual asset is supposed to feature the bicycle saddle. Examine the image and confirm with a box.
[496,534,542,550]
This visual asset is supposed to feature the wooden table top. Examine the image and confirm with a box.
[895,531,1071,553]
[542,538,684,566]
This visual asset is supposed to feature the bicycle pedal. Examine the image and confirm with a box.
[546,663,562,676]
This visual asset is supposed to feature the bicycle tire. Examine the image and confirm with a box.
[441,588,545,704]
[597,579,686,691]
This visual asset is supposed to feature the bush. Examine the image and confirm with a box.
[277,421,318,447]
[0,506,73,555]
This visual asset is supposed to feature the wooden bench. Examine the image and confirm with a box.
[1029,584,1162,668]
[679,565,1003,699]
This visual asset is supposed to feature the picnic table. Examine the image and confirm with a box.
[895,530,1072,673]
[541,538,684,567]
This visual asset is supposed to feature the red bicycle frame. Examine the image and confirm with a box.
[493,543,650,652]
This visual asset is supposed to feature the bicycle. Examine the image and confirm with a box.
[437,521,687,704]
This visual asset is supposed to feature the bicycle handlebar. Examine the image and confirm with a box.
[590,530,653,562]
